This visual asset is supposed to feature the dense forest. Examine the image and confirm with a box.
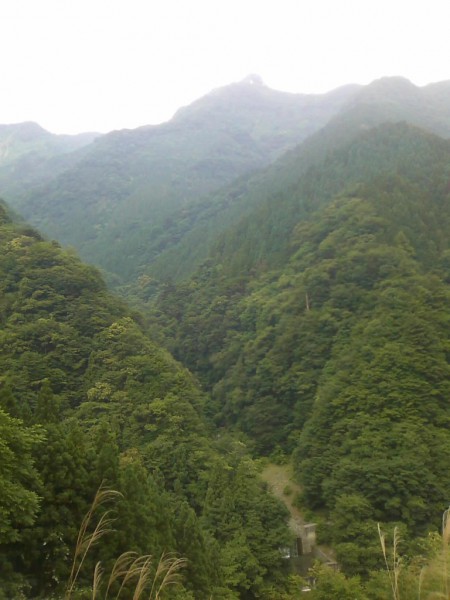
[0,201,292,599]
[1,77,358,284]
[1,77,450,599]
[145,123,450,594]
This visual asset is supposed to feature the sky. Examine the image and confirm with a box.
[1,0,449,134]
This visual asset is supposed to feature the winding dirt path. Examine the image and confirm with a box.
[260,462,306,537]
[261,462,336,564]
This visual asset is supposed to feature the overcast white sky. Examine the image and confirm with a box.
[1,0,449,134]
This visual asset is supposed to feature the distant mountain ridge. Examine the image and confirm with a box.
[0,122,100,210]
[0,121,99,165]
[171,76,361,161]
[3,76,450,287]
[134,76,450,283]
[0,76,360,282]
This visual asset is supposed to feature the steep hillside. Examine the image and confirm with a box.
[5,78,450,290]
[152,123,450,380]
[0,201,291,599]
[133,77,450,284]
[3,77,450,596]
[206,121,450,277]
[149,123,450,572]
[2,78,359,283]
[0,122,98,201]
[0,121,97,166]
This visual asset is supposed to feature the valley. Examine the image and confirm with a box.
[1,75,450,599]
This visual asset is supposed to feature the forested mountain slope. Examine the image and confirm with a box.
[0,201,292,599]
[150,123,450,573]
[6,78,450,290]
[153,123,450,381]
[0,121,97,166]
[131,77,450,284]
[1,77,358,284]
[0,122,99,203]
[3,79,450,597]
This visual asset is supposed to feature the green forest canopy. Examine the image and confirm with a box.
[0,200,291,599]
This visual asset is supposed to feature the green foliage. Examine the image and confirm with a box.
[147,122,450,583]
[330,495,386,576]
[4,80,450,597]
[309,565,368,599]
[4,80,357,287]
[151,123,450,455]
[0,408,43,595]
[0,409,43,544]
[19,421,95,595]
[202,454,291,598]
[0,209,292,598]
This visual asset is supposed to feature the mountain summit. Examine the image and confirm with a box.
[1,78,358,282]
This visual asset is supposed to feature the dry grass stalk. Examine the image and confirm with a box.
[103,551,139,598]
[64,486,187,599]
[113,554,151,599]
[100,551,186,600]
[65,487,122,599]
[421,508,450,599]
[441,508,450,598]
[92,562,103,600]
[149,553,187,599]
[131,555,155,599]
[378,523,401,600]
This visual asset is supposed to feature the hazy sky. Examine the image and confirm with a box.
[1,0,449,134]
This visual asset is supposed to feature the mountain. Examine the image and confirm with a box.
[3,76,450,597]
[0,200,291,598]
[0,122,99,207]
[0,77,360,283]
[124,76,450,286]
[152,120,450,405]
[4,77,450,290]
[0,121,98,165]
[149,122,450,574]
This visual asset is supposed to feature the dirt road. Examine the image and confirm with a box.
[260,462,305,537]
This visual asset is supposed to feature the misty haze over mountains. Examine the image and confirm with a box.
[2,75,450,287]
[1,73,450,598]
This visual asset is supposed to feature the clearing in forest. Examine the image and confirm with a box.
[261,462,336,564]
[260,462,305,536]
